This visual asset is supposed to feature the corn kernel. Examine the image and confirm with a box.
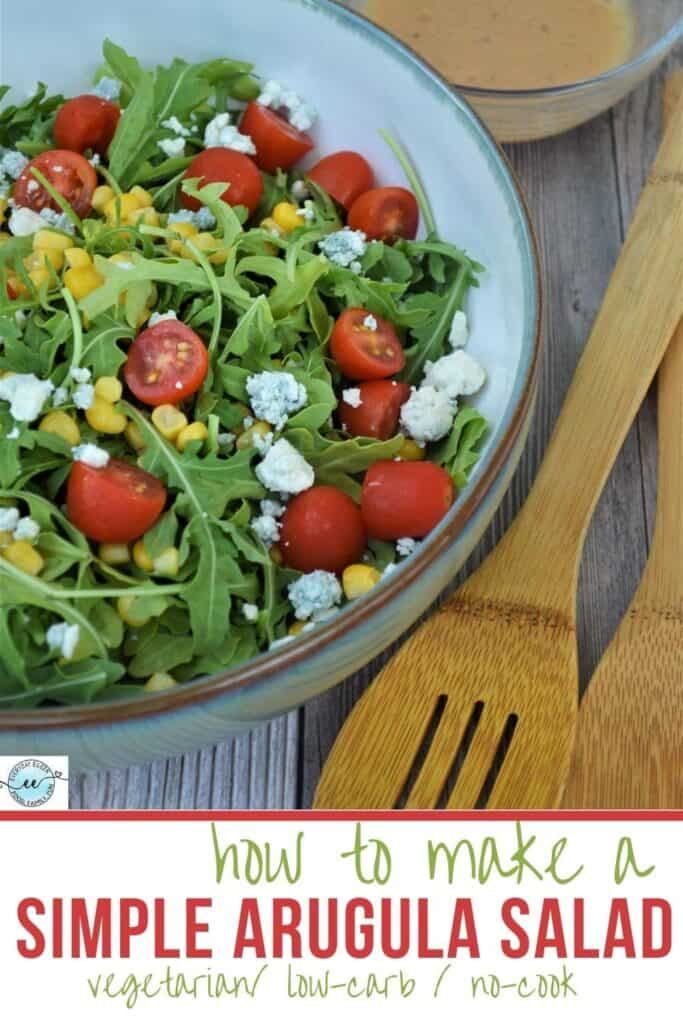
[132,539,154,572]
[191,232,227,265]
[144,672,177,692]
[169,221,199,241]
[30,266,55,289]
[176,421,208,452]
[103,193,142,225]
[86,396,127,434]
[34,229,72,252]
[116,595,152,628]
[95,376,123,403]
[64,247,92,269]
[288,621,307,637]
[125,420,146,451]
[259,217,284,238]
[396,438,426,462]
[151,404,188,442]
[272,202,304,233]
[6,274,28,298]
[3,540,44,576]
[153,547,180,577]
[0,531,13,548]
[92,185,115,212]
[39,410,81,446]
[136,206,160,227]
[109,250,136,267]
[342,564,381,600]
[236,420,271,451]
[98,543,130,565]
[64,265,104,300]
[130,185,154,208]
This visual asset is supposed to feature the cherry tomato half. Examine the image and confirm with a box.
[13,150,97,218]
[339,380,411,440]
[348,187,419,243]
[280,486,366,575]
[331,308,405,381]
[67,459,167,543]
[361,461,455,540]
[182,148,263,215]
[240,102,313,174]
[124,320,209,407]
[308,151,374,210]
[54,95,121,155]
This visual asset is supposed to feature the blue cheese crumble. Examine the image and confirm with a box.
[342,387,362,408]
[159,136,186,158]
[246,371,307,430]
[319,228,367,268]
[13,516,40,541]
[288,570,342,621]
[93,76,121,102]
[168,207,216,231]
[46,622,80,660]
[255,439,314,495]
[257,80,317,132]
[396,537,417,558]
[204,113,256,154]
[399,385,455,444]
[0,149,28,179]
[449,310,469,348]
[72,443,110,468]
[423,351,486,400]
[0,373,54,421]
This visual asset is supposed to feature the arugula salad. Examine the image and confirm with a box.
[0,41,487,707]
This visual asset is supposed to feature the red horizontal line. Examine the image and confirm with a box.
[0,811,681,822]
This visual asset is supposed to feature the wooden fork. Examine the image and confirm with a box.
[314,87,683,809]
[561,73,683,809]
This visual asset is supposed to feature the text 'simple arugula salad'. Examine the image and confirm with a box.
[0,41,488,706]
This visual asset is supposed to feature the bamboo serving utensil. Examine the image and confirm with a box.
[562,73,683,809]
[314,85,683,810]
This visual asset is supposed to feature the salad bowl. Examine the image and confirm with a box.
[0,0,541,770]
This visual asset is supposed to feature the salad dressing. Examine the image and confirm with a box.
[366,0,635,90]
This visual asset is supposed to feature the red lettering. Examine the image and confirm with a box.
[17,899,45,958]
[604,899,636,958]
[119,899,148,958]
[233,898,266,958]
[273,899,302,958]
[154,898,180,958]
[574,899,600,958]
[71,898,111,957]
[310,899,337,959]
[501,899,529,958]
[53,897,62,958]
[447,899,480,957]
[535,899,567,958]
[418,898,443,958]
[381,899,410,959]
[346,899,373,958]
[643,899,672,958]
[186,899,212,959]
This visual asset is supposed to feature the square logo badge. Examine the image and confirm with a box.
[0,756,69,810]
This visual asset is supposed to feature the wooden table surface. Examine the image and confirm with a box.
[70,57,681,810]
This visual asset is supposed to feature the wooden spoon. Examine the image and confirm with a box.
[562,73,683,809]
[314,86,683,810]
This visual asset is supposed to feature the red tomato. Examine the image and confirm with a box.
[13,150,97,218]
[339,380,410,440]
[361,461,455,540]
[280,486,366,575]
[240,102,313,174]
[331,308,405,381]
[67,459,166,543]
[54,95,120,155]
[182,148,263,215]
[348,187,419,243]
[308,151,374,209]
[124,320,209,407]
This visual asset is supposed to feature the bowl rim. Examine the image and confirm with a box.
[0,0,543,732]
[455,11,683,99]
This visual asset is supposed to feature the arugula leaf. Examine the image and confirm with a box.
[432,406,488,488]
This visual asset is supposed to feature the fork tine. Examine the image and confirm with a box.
[487,714,576,808]
[445,704,510,809]
[405,702,481,808]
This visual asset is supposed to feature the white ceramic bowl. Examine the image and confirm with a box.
[0,0,541,770]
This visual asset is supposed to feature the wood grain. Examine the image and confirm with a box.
[74,63,681,810]
[562,71,683,808]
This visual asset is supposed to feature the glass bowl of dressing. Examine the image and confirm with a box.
[345,0,683,141]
